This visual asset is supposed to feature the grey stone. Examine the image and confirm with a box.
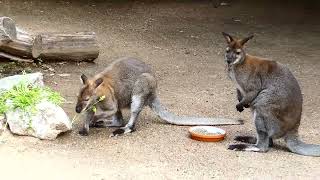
[0,72,44,92]
[6,101,71,140]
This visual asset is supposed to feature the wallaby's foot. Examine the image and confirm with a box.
[110,126,135,137]
[79,128,89,136]
[234,136,274,147]
[228,144,268,152]
[236,103,244,112]
[234,136,256,144]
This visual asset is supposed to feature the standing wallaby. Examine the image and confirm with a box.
[222,32,320,156]
[75,57,242,137]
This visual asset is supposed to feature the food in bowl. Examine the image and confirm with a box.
[189,126,226,142]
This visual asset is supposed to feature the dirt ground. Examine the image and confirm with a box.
[0,0,320,179]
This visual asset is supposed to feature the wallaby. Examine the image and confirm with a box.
[75,57,242,137]
[222,32,320,156]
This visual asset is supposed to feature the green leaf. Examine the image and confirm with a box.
[99,95,105,101]
[92,106,97,113]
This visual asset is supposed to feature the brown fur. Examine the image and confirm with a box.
[242,55,278,74]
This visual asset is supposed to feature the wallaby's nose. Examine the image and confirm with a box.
[75,105,82,113]
[226,54,233,64]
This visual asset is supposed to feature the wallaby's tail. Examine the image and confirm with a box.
[149,97,243,126]
[285,132,320,157]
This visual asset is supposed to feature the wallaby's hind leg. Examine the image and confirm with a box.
[234,136,273,147]
[110,110,125,127]
[90,110,124,128]
[111,73,156,137]
[111,95,145,136]
[229,131,270,152]
[229,110,272,152]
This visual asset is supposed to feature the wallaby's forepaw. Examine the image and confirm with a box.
[236,104,244,112]
[79,128,89,136]
[90,121,106,128]
[90,120,124,128]
[110,127,134,137]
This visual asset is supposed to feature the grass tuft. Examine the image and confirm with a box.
[0,82,64,115]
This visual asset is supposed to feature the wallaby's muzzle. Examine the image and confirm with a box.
[75,103,83,113]
[226,59,232,64]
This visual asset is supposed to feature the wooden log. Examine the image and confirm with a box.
[32,32,99,62]
[0,28,33,59]
[0,17,17,44]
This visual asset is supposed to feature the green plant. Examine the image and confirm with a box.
[0,82,64,115]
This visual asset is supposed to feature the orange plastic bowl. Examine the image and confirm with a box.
[189,126,226,142]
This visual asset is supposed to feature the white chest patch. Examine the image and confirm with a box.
[229,67,245,95]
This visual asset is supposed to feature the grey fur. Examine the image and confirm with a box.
[222,32,320,156]
[150,97,242,125]
[76,57,242,136]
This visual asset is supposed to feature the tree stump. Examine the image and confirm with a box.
[32,32,99,62]
[0,17,17,44]
[0,16,33,62]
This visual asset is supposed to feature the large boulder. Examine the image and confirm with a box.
[6,101,71,140]
[0,72,71,140]
[0,72,44,91]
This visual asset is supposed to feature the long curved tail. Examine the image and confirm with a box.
[149,97,243,126]
[285,133,320,157]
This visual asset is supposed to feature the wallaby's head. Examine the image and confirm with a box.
[75,74,104,113]
[222,32,254,65]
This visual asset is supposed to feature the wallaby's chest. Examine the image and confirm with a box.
[227,66,246,95]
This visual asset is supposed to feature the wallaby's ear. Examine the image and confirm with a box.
[240,34,254,46]
[80,74,88,84]
[222,32,234,44]
[94,78,103,88]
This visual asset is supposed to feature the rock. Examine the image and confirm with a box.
[6,101,71,140]
[0,115,6,134]
[0,73,70,140]
[0,72,44,91]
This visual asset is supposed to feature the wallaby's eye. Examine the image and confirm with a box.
[236,51,241,55]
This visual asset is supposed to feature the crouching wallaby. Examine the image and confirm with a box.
[75,57,242,137]
[222,32,320,156]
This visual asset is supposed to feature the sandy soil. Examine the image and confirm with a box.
[0,0,320,179]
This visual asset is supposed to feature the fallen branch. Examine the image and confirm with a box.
[0,52,33,62]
